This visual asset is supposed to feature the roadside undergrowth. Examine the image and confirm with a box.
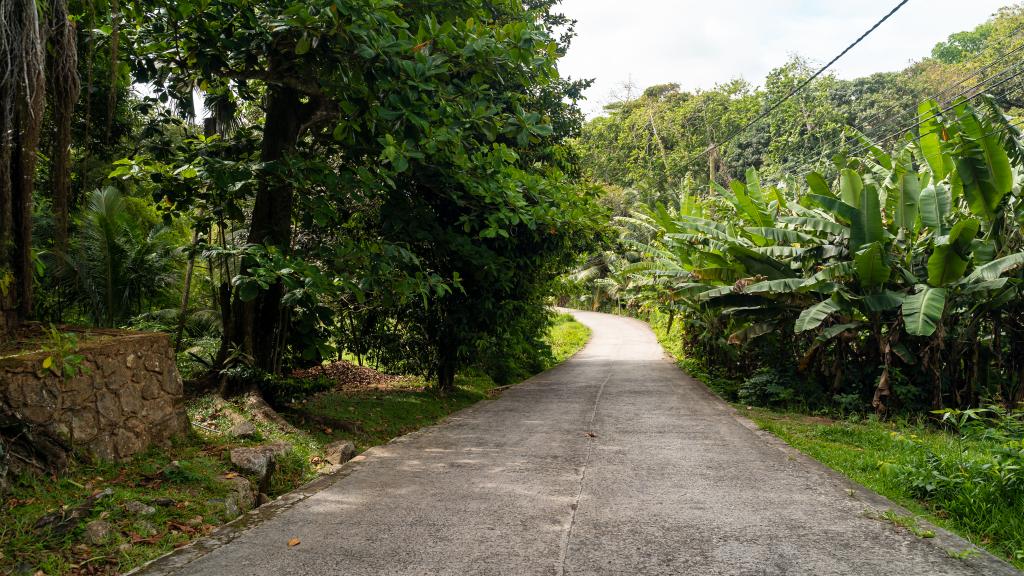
[1,316,591,575]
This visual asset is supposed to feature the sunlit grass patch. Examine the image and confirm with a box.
[747,409,1024,569]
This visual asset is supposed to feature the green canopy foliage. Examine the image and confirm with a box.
[574,96,1024,413]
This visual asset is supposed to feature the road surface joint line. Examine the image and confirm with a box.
[555,370,611,576]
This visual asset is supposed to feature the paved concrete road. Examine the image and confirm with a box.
[138,310,1018,576]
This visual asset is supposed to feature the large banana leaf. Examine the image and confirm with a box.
[666,233,732,254]
[861,290,905,312]
[697,285,736,302]
[959,277,1008,295]
[803,261,855,284]
[670,283,721,299]
[926,218,978,287]
[794,298,841,333]
[953,102,1013,221]
[752,246,807,259]
[854,242,891,290]
[714,181,769,228]
[903,285,946,337]
[727,245,794,280]
[769,185,788,210]
[917,100,951,180]
[892,166,921,233]
[745,167,766,204]
[840,169,862,206]
[728,322,777,345]
[674,215,750,246]
[745,226,819,245]
[778,216,849,237]
[918,183,951,232]
[848,127,892,170]
[857,184,886,249]
[814,322,863,343]
[808,190,882,251]
[807,194,858,223]
[971,239,995,266]
[963,251,1024,283]
[806,172,832,197]
[745,278,806,294]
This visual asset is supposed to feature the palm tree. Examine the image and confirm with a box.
[56,187,181,326]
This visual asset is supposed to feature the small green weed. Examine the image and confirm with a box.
[947,547,981,560]
[40,325,89,379]
[877,509,935,538]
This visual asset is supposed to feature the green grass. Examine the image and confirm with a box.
[0,397,325,575]
[746,409,1024,568]
[545,313,591,365]
[1,315,591,575]
[293,373,496,450]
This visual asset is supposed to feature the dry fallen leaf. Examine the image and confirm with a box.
[287,538,301,547]
[224,472,239,479]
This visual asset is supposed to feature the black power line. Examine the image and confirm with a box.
[690,0,911,168]
[847,63,1024,157]
[782,22,1024,175]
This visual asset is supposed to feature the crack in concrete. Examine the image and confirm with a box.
[556,372,611,576]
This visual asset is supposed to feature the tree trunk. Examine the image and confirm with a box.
[48,0,81,252]
[175,228,200,352]
[437,337,457,392]
[228,84,304,373]
[104,0,120,143]
[0,0,46,338]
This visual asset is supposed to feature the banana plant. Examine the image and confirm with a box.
[602,96,1024,410]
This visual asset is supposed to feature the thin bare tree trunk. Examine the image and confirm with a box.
[175,228,200,352]
[105,0,120,142]
[48,0,81,252]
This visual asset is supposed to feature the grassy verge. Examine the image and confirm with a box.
[747,410,1024,568]
[1,315,591,575]
[293,373,495,451]
[0,400,322,576]
[644,311,1024,567]
[545,312,591,365]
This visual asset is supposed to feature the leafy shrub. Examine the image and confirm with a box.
[880,408,1024,558]
[738,367,798,407]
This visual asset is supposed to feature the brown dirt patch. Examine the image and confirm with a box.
[291,361,418,392]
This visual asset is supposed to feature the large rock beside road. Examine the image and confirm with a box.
[323,440,356,465]
[229,441,293,491]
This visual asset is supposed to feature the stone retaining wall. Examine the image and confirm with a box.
[0,331,190,462]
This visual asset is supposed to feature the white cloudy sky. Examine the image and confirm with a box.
[557,0,1013,116]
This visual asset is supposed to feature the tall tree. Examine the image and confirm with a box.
[47,0,81,251]
[0,0,46,337]
[134,0,601,385]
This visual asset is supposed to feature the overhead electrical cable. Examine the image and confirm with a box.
[781,23,1024,174]
[687,0,911,168]
[847,63,1024,157]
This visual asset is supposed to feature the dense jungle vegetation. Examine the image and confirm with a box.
[1,2,601,570]
[565,5,1024,416]
[0,0,603,391]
